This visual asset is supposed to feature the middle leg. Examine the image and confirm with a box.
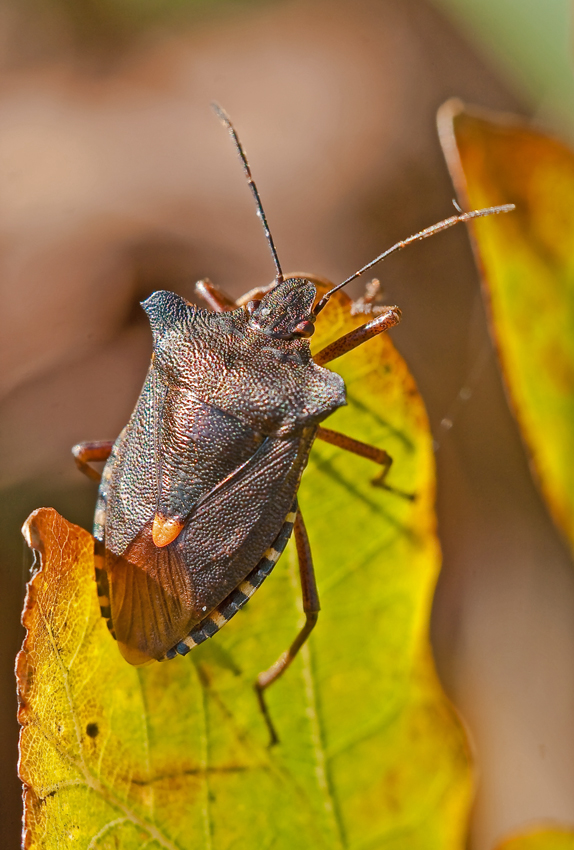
[316,426,414,499]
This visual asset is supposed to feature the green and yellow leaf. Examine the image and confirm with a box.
[439,100,574,554]
[17,286,472,849]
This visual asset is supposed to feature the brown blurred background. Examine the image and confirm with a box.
[2,1,574,847]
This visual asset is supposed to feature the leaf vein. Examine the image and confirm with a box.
[287,545,347,849]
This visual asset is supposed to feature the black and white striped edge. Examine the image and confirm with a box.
[164,503,298,660]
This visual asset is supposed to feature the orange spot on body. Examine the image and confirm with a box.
[152,514,184,548]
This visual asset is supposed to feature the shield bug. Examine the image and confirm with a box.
[73,104,513,743]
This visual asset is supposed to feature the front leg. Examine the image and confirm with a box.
[313,306,401,366]
[194,278,237,312]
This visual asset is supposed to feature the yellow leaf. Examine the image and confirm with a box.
[494,826,574,850]
[439,100,574,553]
[18,284,472,849]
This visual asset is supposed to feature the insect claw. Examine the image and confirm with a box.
[254,680,280,747]
[371,477,417,501]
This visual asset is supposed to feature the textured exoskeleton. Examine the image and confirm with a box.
[94,280,345,665]
[73,105,511,741]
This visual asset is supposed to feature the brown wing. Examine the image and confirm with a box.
[106,430,314,664]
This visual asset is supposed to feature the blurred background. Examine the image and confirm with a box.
[1,0,574,847]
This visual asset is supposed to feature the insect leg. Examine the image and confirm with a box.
[255,506,319,746]
[316,426,392,485]
[194,278,237,312]
[313,306,401,366]
[235,283,274,307]
[316,426,414,502]
[72,440,114,483]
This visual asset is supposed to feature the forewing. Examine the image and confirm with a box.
[103,374,266,556]
[103,367,165,556]
[175,431,314,607]
[157,386,264,524]
[107,430,314,663]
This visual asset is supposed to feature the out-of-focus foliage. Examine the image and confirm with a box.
[21,0,266,46]
[431,0,574,138]
[17,286,472,849]
[494,826,574,850]
[439,100,574,556]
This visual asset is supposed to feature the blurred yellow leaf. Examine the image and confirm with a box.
[439,100,574,553]
[17,286,472,849]
[494,826,574,850]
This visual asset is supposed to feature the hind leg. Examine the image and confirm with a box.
[254,507,319,746]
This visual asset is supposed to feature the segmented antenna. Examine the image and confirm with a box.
[313,203,515,315]
[212,103,284,285]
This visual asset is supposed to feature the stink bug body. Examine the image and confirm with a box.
[73,105,513,742]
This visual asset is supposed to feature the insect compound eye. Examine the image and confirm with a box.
[291,320,315,339]
[246,299,261,315]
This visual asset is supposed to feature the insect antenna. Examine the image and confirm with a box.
[212,103,284,286]
[313,203,515,315]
